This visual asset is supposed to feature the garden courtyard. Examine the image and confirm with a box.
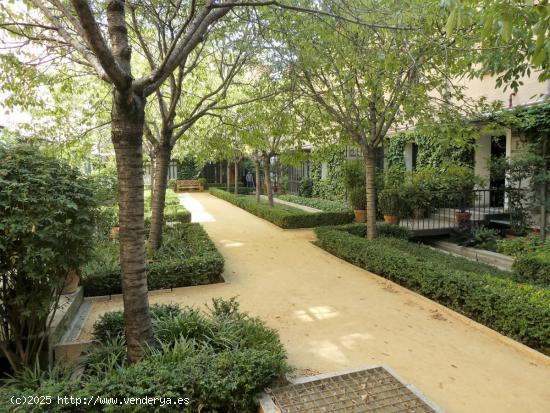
[2,0,550,411]
[79,192,550,413]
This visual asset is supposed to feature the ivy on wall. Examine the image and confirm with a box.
[384,131,474,172]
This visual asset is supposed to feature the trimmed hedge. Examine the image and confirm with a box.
[82,224,223,296]
[278,194,352,213]
[208,183,255,195]
[319,223,411,239]
[145,205,191,226]
[314,226,550,353]
[144,188,191,225]
[210,188,354,228]
[513,251,550,286]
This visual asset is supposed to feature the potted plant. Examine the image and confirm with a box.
[402,183,429,219]
[349,186,367,223]
[62,269,80,294]
[378,188,402,224]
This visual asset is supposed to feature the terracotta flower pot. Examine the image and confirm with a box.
[354,209,367,223]
[413,208,426,219]
[383,214,400,225]
[455,211,471,224]
[62,269,80,295]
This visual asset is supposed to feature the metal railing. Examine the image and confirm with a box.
[394,187,524,235]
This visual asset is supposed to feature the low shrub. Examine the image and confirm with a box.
[210,188,354,228]
[209,184,255,195]
[167,179,177,191]
[314,226,550,353]
[317,223,410,239]
[513,250,550,286]
[81,224,224,296]
[278,195,352,213]
[298,177,314,197]
[2,299,289,413]
[497,234,545,257]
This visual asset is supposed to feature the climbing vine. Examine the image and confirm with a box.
[384,131,474,171]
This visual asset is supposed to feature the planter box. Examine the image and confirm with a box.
[429,240,514,272]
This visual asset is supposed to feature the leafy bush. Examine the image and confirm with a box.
[378,188,403,215]
[93,303,183,344]
[314,226,550,353]
[210,188,354,228]
[341,160,365,189]
[497,235,545,257]
[167,179,177,191]
[460,226,501,251]
[278,195,351,213]
[0,143,96,372]
[513,250,550,286]
[298,177,314,197]
[81,224,224,296]
[3,299,289,413]
[88,166,118,207]
[197,177,207,189]
[348,186,366,210]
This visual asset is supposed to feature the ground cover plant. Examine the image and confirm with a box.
[278,194,352,213]
[0,299,290,412]
[210,188,354,228]
[82,224,224,296]
[314,225,550,354]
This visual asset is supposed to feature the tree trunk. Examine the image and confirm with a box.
[148,137,172,250]
[234,160,239,195]
[263,154,274,207]
[111,92,154,363]
[226,161,231,191]
[149,149,156,209]
[364,150,378,240]
[219,162,223,184]
[255,159,261,203]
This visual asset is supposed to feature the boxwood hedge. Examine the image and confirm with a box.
[82,224,224,296]
[210,188,354,228]
[314,225,550,354]
[513,250,550,286]
[277,194,352,213]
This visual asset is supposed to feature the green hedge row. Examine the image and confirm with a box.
[278,194,352,213]
[320,223,411,239]
[513,250,550,286]
[210,188,354,228]
[82,224,223,296]
[314,226,550,353]
[208,184,255,195]
[145,205,191,226]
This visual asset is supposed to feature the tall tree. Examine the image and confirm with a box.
[1,0,242,362]
[272,0,475,239]
[135,13,252,249]
[445,0,550,89]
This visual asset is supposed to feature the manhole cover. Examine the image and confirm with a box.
[265,366,442,413]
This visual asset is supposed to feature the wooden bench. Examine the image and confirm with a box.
[176,179,202,192]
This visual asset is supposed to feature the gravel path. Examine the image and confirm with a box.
[81,192,550,413]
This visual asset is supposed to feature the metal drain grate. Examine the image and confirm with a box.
[269,367,439,413]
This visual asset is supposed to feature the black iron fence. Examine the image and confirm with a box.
[389,187,526,234]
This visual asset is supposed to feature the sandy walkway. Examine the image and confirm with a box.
[82,192,550,413]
